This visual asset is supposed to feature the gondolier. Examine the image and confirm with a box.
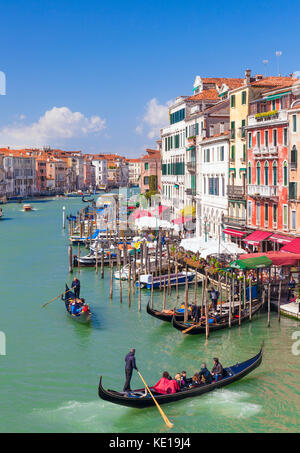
[71,277,80,299]
[123,348,138,392]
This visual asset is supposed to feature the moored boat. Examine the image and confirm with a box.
[136,271,195,289]
[98,344,263,408]
[172,300,264,335]
[146,300,191,322]
[23,204,33,211]
[62,285,92,323]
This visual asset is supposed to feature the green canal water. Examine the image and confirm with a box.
[0,198,299,433]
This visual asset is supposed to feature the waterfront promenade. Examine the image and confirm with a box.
[0,198,299,433]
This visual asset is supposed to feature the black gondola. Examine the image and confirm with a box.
[98,344,263,408]
[172,300,263,335]
[146,300,191,322]
[82,195,95,203]
[62,285,92,323]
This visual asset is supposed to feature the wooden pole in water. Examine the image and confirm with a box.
[140,242,144,275]
[228,273,232,328]
[109,252,113,300]
[77,242,80,273]
[132,247,136,295]
[95,242,98,274]
[243,273,246,309]
[278,280,282,322]
[267,282,271,327]
[219,273,223,316]
[128,254,131,307]
[118,248,122,303]
[155,234,159,277]
[205,288,209,339]
[68,245,73,273]
[167,244,171,296]
[145,242,148,275]
[184,265,189,323]
[101,243,104,279]
[194,265,198,305]
[151,272,154,309]
[176,252,179,300]
[159,231,162,290]
[238,278,241,326]
[138,270,141,312]
[249,278,252,322]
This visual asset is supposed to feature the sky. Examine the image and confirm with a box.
[0,0,299,157]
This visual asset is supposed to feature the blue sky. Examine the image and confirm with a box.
[0,0,299,156]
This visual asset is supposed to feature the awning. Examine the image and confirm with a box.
[131,209,152,220]
[265,91,291,101]
[186,146,195,151]
[223,228,247,238]
[172,216,193,225]
[281,237,300,254]
[158,205,169,214]
[239,252,300,266]
[269,233,293,244]
[243,230,272,245]
[180,205,196,216]
[230,256,273,269]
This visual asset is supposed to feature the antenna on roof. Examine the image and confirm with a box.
[262,59,269,77]
[275,51,282,76]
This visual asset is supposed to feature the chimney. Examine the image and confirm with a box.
[244,69,251,85]
[255,74,263,81]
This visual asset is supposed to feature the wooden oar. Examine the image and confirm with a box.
[41,288,70,308]
[137,371,173,429]
[182,322,201,334]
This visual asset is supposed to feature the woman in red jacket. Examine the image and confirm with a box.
[152,371,180,394]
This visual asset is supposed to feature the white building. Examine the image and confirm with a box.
[92,158,108,188]
[128,159,141,186]
[3,154,36,197]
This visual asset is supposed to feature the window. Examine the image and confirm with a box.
[264,130,269,147]
[231,145,235,161]
[248,132,252,148]
[242,91,247,105]
[283,128,288,146]
[257,131,261,147]
[242,144,246,162]
[272,100,276,111]
[291,146,297,168]
[273,129,277,146]
[231,121,235,139]
[144,162,149,170]
[248,162,252,183]
[292,210,296,230]
[283,205,288,228]
[293,114,297,132]
[256,202,261,225]
[220,146,225,161]
[242,119,246,137]
[247,201,252,223]
[264,203,269,223]
[264,161,269,186]
[283,161,288,186]
[273,204,277,225]
[170,108,186,125]
[289,182,297,200]
[273,161,278,185]
[256,162,261,185]
[144,176,149,185]
[231,95,235,108]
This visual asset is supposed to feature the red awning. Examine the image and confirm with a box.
[281,237,300,254]
[172,216,193,225]
[131,209,152,219]
[269,234,293,244]
[223,228,247,238]
[243,230,272,245]
[158,205,169,214]
[239,251,300,266]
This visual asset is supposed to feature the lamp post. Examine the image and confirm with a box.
[62,206,66,229]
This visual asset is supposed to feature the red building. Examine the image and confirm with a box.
[246,82,296,250]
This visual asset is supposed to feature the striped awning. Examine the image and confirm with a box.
[265,91,291,101]
[243,230,272,245]
[223,228,247,238]
[269,233,293,244]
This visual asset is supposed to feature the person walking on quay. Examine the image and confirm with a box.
[123,348,138,392]
[71,277,80,299]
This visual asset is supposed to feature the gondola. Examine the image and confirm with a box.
[82,195,95,203]
[146,300,191,322]
[171,300,264,335]
[98,344,263,408]
[62,285,92,323]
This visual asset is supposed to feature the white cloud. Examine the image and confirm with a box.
[137,98,173,139]
[0,106,106,147]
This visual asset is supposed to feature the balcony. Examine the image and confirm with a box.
[248,110,288,127]
[227,185,246,199]
[186,188,196,196]
[248,184,278,198]
[186,161,196,172]
[223,216,246,227]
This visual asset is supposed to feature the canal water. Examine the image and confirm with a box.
[0,198,299,433]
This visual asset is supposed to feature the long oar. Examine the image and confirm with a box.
[182,322,201,334]
[137,371,173,429]
[41,289,70,308]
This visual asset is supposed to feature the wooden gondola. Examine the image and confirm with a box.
[82,195,95,203]
[98,344,263,408]
[171,300,264,335]
[146,300,191,322]
[62,285,92,323]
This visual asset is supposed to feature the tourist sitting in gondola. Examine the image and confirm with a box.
[151,371,180,394]
[211,357,223,382]
[199,363,213,384]
[191,373,201,385]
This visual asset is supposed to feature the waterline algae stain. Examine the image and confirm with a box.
[0,198,299,433]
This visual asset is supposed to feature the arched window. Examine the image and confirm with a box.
[283,161,288,186]
[264,161,269,186]
[256,162,261,185]
[291,145,297,168]
[248,162,252,184]
[273,161,278,186]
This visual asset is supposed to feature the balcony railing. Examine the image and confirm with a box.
[186,188,196,196]
[248,110,288,126]
[248,184,278,197]
[227,185,246,199]
[186,161,196,172]
[223,216,246,227]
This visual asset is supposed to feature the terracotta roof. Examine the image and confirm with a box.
[250,76,298,88]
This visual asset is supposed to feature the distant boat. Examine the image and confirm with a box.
[136,271,195,289]
[62,285,92,323]
[23,204,33,211]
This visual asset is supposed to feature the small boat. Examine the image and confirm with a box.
[146,300,191,322]
[62,285,92,323]
[23,204,33,211]
[82,195,95,203]
[74,250,117,267]
[136,271,195,289]
[171,300,264,335]
[98,344,263,408]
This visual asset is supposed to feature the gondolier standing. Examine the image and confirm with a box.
[71,277,80,299]
[123,348,138,392]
